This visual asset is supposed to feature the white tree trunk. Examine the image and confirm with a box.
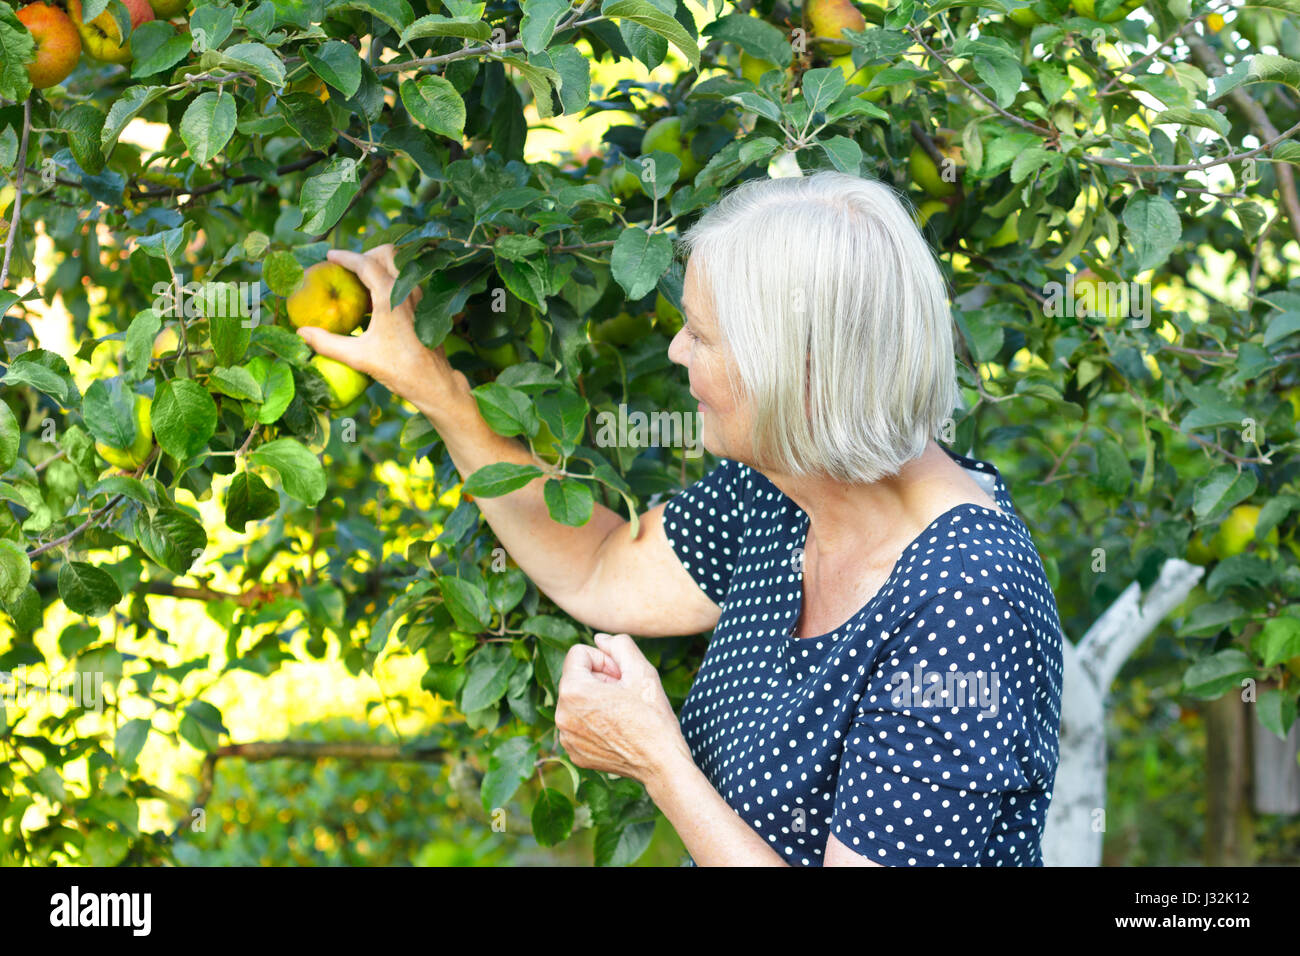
[1041,559,1205,866]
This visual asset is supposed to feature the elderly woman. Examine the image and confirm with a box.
[297,170,1064,867]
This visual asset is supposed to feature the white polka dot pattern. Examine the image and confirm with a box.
[660,447,1065,866]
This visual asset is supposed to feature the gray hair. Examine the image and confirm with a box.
[678,170,959,484]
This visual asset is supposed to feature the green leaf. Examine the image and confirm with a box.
[1192,466,1257,521]
[208,366,263,402]
[130,21,192,78]
[1246,53,1300,93]
[305,39,363,97]
[0,539,32,607]
[472,383,540,438]
[0,7,35,103]
[496,55,563,120]
[115,718,151,767]
[211,42,286,86]
[594,820,655,865]
[543,478,594,526]
[0,399,18,473]
[57,562,123,618]
[262,251,305,298]
[440,576,492,631]
[179,700,227,752]
[400,76,467,140]
[520,0,570,53]
[277,92,336,152]
[600,0,700,70]
[1257,688,1298,739]
[819,135,862,173]
[521,614,580,648]
[1123,193,1182,272]
[1182,648,1256,699]
[133,505,207,575]
[611,227,673,300]
[399,14,492,44]
[800,67,845,113]
[225,471,280,532]
[481,735,539,812]
[532,788,575,846]
[702,12,792,66]
[102,86,167,154]
[3,350,81,409]
[1153,107,1231,138]
[249,438,327,505]
[152,378,218,461]
[463,462,544,498]
[60,104,108,175]
[334,0,416,33]
[300,158,361,235]
[461,643,515,713]
[1253,616,1300,668]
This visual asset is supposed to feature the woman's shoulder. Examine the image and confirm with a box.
[890,504,1063,643]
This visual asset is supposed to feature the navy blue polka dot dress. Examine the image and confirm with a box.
[661,446,1064,866]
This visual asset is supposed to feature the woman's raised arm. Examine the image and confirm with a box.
[295,245,721,639]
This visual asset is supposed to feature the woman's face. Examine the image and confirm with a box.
[668,256,750,461]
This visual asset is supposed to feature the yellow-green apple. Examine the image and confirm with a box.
[16,2,82,88]
[909,135,962,198]
[310,355,370,409]
[740,51,778,84]
[95,393,153,470]
[1072,0,1143,22]
[146,0,186,17]
[807,0,866,55]
[286,262,372,335]
[1211,504,1277,559]
[69,0,154,64]
[830,54,886,101]
[152,323,180,358]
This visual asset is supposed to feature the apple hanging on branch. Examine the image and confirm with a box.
[15,2,82,89]
[68,0,153,65]
[286,262,374,410]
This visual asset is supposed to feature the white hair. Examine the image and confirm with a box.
[678,170,959,484]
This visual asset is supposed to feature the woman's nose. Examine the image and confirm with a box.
[667,327,688,366]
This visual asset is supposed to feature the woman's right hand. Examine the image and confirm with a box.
[293,243,460,405]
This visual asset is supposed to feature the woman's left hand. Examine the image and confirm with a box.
[554,633,689,785]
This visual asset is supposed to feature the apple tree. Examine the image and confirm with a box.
[1,0,1299,866]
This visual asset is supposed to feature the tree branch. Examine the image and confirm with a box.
[1187,34,1300,246]
[1,99,31,289]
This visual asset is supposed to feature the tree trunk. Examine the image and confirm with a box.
[1204,692,1254,865]
[1041,559,1204,866]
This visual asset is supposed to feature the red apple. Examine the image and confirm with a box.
[15,3,82,89]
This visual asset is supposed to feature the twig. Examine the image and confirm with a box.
[1,99,31,288]
[375,14,607,75]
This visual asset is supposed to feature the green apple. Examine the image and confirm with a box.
[654,292,683,336]
[987,212,1020,248]
[611,164,640,198]
[590,311,653,346]
[830,54,886,102]
[95,393,153,470]
[147,0,187,15]
[310,355,370,409]
[909,137,962,198]
[641,116,700,182]
[740,51,778,85]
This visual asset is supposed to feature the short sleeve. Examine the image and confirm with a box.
[660,457,748,606]
[830,587,1043,866]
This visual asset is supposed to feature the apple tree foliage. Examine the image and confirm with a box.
[1,0,1300,865]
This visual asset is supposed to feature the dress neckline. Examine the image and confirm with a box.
[784,501,1010,644]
